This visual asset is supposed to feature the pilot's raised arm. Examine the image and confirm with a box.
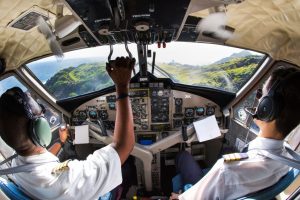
[0,57,135,200]
[106,56,135,164]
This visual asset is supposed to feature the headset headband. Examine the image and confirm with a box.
[254,69,300,121]
[4,87,45,119]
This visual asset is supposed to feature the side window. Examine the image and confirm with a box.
[0,75,61,128]
[233,78,267,134]
[0,76,27,95]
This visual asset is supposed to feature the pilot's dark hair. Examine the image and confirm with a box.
[264,66,300,137]
[0,87,29,117]
[0,87,32,149]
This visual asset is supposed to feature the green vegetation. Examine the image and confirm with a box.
[45,63,113,99]
[45,54,263,99]
[158,55,262,92]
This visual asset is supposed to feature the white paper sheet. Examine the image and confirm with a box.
[193,115,221,142]
[74,125,89,144]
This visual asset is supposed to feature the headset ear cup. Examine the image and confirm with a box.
[256,96,275,121]
[30,117,52,147]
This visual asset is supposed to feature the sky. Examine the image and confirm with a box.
[38,41,262,66]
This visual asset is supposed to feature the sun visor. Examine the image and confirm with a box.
[0,27,51,71]
[0,0,72,71]
[225,0,300,66]
[192,0,300,67]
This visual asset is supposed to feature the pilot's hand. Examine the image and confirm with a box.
[59,126,69,144]
[169,192,180,200]
[106,57,135,92]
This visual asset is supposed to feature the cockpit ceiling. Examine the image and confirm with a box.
[0,0,300,72]
[192,0,300,66]
[0,0,70,71]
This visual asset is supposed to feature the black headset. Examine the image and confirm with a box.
[4,87,52,147]
[255,71,300,122]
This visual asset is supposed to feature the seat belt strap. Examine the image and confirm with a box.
[0,153,58,175]
[0,160,58,176]
[285,146,300,161]
[0,154,17,166]
[258,149,300,170]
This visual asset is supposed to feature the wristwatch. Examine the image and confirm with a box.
[117,93,129,100]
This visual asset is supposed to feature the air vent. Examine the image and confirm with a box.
[8,7,53,31]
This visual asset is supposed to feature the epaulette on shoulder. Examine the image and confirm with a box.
[223,153,249,162]
[51,160,71,175]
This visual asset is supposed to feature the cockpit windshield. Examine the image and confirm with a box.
[26,42,265,100]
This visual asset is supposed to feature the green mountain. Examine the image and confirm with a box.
[45,63,113,99]
[157,55,262,92]
[45,53,263,99]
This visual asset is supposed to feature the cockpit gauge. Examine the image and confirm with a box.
[88,110,98,119]
[49,116,57,124]
[206,106,215,116]
[78,111,87,120]
[185,108,195,118]
[175,98,183,106]
[141,124,148,130]
[108,103,116,110]
[238,108,247,121]
[152,90,157,97]
[134,118,141,125]
[175,98,183,113]
[157,90,164,97]
[99,110,108,120]
[195,107,205,116]
[106,95,116,102]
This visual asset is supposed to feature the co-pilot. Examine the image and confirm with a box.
[170,67,300,200]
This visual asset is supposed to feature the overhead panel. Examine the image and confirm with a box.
[65,0,191,46]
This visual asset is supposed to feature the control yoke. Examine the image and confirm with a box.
[107,40,135,74]
[107,40,133,61]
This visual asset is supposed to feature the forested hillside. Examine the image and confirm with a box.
[158,55,262,92]
[45,52,263,99]
[45,63,113,99]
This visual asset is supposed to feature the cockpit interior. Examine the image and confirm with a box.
[0,0,300,199]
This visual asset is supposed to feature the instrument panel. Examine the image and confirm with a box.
[71,82,223,191]
[72,82,223,140]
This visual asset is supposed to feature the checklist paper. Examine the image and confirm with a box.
[74,125,89,144]
[193,115,221,142]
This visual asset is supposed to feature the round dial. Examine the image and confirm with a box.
[88,110,97,119]
[78,111,87,120]
[157,90,164,96]
[196,107,205,116]
[206,106,215,116]
[175,98,183,106]
[99,110,108,120]
[185,108,195,118]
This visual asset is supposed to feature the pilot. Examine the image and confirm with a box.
[0,57,136,199]
[170,66,300,200]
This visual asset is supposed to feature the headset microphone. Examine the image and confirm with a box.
[244,107,257,119]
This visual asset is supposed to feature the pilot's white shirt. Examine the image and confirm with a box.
[12,144,122,200]
[179,137,289,200]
